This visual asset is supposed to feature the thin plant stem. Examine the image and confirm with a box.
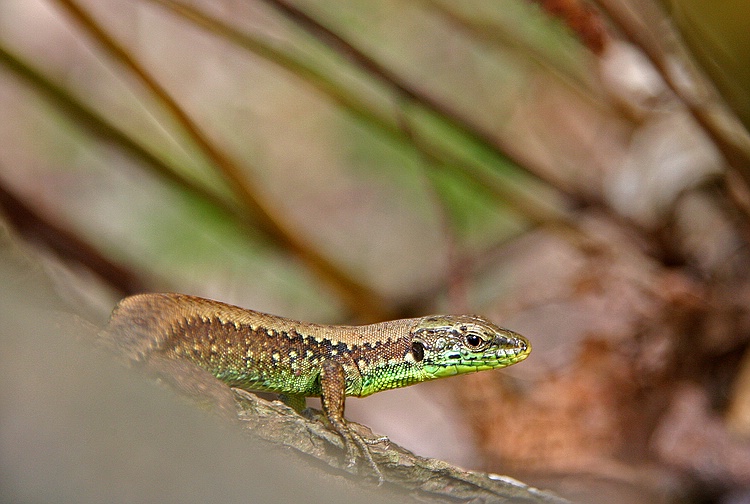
[50,0,391,320]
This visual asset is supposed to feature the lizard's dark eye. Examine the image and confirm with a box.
[465,334,481,347]
[411,341,424,362]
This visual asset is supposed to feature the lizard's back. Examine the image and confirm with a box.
[104,293,414,397]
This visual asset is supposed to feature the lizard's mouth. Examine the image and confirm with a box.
[422,336,531,379]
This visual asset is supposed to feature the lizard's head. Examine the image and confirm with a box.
[409,315,530,379]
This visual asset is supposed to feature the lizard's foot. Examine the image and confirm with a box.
[332,421,385,485]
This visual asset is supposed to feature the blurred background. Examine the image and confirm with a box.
[1,0,750,503]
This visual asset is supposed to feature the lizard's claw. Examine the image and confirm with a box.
[332,422,385,485]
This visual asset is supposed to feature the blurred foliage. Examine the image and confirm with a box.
[659,0,750,129]
[2,0,750,503]
[0,0,594,322]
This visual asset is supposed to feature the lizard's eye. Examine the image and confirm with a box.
[465,334,482,347]
[411,341,425,362]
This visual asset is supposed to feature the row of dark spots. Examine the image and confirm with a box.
[349,338,408,368]
[279,328,356,361]
[350,340,379,367]
[261,327,316,369]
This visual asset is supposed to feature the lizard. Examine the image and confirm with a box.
[104,292,531,482]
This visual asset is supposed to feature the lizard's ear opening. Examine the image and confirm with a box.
[411,341,425,362]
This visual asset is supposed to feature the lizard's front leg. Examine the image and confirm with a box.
[319,359,386,483]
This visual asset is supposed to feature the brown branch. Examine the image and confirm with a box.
[51,0,392,321]
[232,389,572,502]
